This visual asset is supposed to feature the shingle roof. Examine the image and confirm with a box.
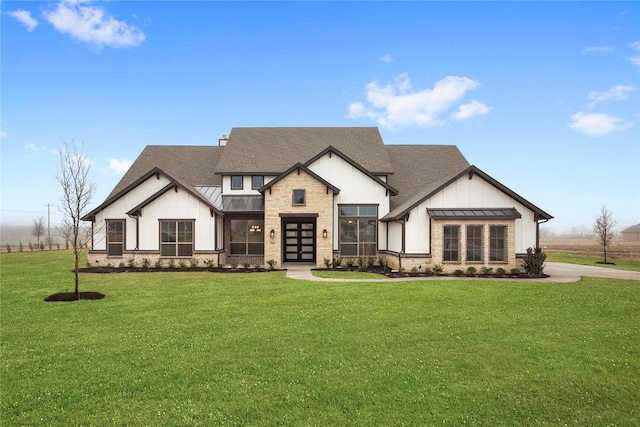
[386,145,470,210]
[622,223,640,233]
[108,145,223,198]
[215,127,394,174]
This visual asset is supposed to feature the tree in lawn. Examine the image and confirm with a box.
[31,216,46,249]
[593,205,618,264]
[56,140,97,300]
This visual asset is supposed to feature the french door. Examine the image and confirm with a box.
[283,220,316,262]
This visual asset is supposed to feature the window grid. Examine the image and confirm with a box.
[489,225,507,262]
[252,176,264,190]
[466,225,483,262]
[443,225,460,262]
[338,205,377,257]
[160,220,193,257]
[106,219,124,256]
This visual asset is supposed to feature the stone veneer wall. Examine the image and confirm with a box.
[264,169,334,269]
[379,219,517,273]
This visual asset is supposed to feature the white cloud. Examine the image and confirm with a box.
[8,10,39,32]
[348,73,489,128]
[587,85,635,108]
[629,41,640,69]
[0,130,7,138]
[25,143,49,154]
[43,0,146,49]
[379,54,393,63]
[450,100,493,121]
[582,46,613,54]
[569,112,630,137]
[108,158,132,174]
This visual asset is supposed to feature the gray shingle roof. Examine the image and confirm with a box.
[108,145,223,198]
[215,127,394,174]
[386,145,470,211]
[622,223,640,233]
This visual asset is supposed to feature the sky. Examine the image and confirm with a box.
[1,1,639,234]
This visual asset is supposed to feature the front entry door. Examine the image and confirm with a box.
[283,221,316,263]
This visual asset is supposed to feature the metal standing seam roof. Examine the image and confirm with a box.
[221,195,265,212]
[427,208,522,220]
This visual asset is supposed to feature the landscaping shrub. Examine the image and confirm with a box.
[522,246,547,277]
[141,258,151,268]
[324,258,332,268]
[266,259,277,270]
[128,258,136,268]
[454,269,464,277]
[511,268,521,276]
[190,258,199,268]
[154,259,163,269]
[178,260,188,269]
[333,257,342,268]
[432,264,443,275]
[466,266,477,276]
[168,259,176,269]
[481,266,493,275]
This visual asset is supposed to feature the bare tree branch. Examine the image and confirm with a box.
[56,140,97,299]
[593,205,618,264]
[31,216,46,247]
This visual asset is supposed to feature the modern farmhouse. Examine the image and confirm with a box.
[83,127,553,272]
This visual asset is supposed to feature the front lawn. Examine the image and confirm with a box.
[2,251,639,425]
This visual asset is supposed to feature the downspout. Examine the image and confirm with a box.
[127,213,139,251]
[536,217,550,248]
[393,217,406,270]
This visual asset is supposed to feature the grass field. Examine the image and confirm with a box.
[2,251,639,426]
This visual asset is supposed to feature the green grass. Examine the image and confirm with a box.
[547,252,640,272]
[311,270,387,279]
[2,251,639,426]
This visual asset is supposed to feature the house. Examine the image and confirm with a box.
[621,224,640,242]
[83,127,553,272]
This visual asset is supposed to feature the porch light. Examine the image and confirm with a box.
[322,229,328,239]
[270,229,275,239]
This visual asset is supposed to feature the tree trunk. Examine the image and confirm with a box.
[74,250,80,300]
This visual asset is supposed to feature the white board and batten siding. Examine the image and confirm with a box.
[403,174,539,255]
[307,153,391,251]
[92,175,173,251]
[92,175,217,252]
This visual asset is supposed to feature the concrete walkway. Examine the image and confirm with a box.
[284,262,640,283]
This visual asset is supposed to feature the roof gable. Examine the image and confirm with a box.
[259,163,340,195]
[383,165,553,221]
[303,146,398,196]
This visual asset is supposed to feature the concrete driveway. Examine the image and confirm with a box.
[544,262,640,282]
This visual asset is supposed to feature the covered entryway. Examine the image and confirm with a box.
[283,220,316,262]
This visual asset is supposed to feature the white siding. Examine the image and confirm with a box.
[91,174,217,252]
[92,175,172,251]
[222,175,276,194]
[306,153,391,250]
[405,174,538,254]
[387,220,403,253]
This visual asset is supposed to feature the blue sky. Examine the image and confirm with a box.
[1,1,639,234]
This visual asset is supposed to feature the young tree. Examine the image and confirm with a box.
[593,205,618,264]
[56,140,97,299]
[31,216,46,248]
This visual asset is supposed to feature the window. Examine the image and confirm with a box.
[231,176,243,190]
[106,220,124,256]
[292,189,305,206]
[339,205,377,257]
[490,225,507,262]
[443,225,460,262]
[230,219,264,255]
[160,220,193,257]
[252,176,264,190]
[466,225,483,262]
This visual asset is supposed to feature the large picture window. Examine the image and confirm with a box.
[339,205,377,257]
[466,225,483,262]
[490,225,507,262]
[443,225,460,262]
[106,219,124,256]
[230,219,264,255]
[160,220,193,257]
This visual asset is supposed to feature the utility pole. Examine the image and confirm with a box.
[45,203,53,249]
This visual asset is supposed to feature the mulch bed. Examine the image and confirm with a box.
[45,292,105,302]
